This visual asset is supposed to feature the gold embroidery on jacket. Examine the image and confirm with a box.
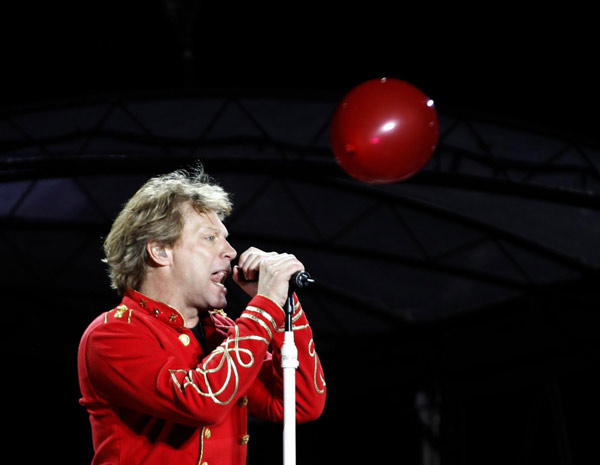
[309,339,326,394]
[276,311,309,332]
[242,306,279,338]
[105,305,133,324]
[169,326,269,405]
[199,426,206,465]
[240,313,273,339]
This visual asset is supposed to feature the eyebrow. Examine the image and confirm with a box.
[200,225,229,238]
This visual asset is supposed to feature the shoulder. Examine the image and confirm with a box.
[80,303,178,361]
[81,303,155,341]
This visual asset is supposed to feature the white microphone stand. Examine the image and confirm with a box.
[281,272,314,465]
[281,293,298,465]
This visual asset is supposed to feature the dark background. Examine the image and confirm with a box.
[2,2,599,464]
[3,1,599,139]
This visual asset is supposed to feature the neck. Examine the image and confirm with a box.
[139,278,201,328]
[184,314,200,328]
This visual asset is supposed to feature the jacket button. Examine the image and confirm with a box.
[240,434,250,445]
[238,396,248,407]
[204,427,211,439]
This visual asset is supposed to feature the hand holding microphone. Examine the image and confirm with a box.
[232,247,313,307]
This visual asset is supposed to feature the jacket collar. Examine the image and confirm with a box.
[124,289,186,329]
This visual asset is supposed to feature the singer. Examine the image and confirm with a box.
[77,166,326,465]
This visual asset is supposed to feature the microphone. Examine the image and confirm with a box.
[286,272,313,325]
[290,271,315,289]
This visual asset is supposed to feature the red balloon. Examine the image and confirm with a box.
[330,77,439,184]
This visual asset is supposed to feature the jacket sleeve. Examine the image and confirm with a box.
[245,293,327,423]
[80,294,288,427]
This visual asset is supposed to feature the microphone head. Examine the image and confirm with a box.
[292,271,314,289]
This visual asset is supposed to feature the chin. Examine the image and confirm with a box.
[210,298,228,311]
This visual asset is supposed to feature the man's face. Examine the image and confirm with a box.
[169,205,237,312]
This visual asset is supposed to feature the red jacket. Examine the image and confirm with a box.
[78,290,326,465]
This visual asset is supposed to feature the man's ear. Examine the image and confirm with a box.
[147,240,171,266]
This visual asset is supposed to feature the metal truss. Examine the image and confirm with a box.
[3,91,599,465]
[1,91,599,335]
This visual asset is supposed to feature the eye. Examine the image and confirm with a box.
[205,235,215,241]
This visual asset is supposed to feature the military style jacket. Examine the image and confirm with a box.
[78,290,326,465]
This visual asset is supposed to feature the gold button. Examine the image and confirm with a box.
[238,396,248,407]
[204,427,211,439]
[240,434,250,445]
[201,462,208,465]
[178,334,190,346]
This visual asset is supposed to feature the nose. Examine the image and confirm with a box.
[223,239,237,261]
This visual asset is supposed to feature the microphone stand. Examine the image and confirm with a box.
[281,272,313,465]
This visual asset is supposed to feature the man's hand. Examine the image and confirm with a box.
[232,247,305,307]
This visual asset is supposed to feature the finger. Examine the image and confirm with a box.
[232,265,244,283]
[236,247,260,280]
[262,253,304,279]
[238,249,275,281]
[232,265,260,299]
[236,247,259,269]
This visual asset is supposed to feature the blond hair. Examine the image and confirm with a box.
[103,166,232,294]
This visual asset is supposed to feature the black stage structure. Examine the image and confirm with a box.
[2,90,599,464]
[3,1,600,463]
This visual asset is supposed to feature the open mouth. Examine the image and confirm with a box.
[211,269,229,288]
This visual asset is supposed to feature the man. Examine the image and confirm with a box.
[77,167,326,465]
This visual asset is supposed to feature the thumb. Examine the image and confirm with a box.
[232,265,257,296]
